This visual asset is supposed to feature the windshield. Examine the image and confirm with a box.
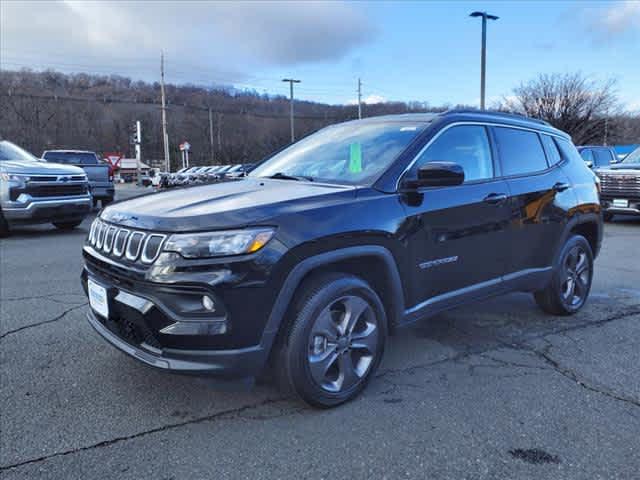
[249,121,426,185]
[0,141,40,162]
[622,147,640,164]
[43,151,99,165]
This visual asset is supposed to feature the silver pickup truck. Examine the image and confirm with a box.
[42,150,114,207]
[0,141,92,236]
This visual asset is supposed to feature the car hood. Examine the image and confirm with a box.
[101,178,357,231]
[0,159,85,176]
[609,163,640,171]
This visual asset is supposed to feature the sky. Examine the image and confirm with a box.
[1,0,638,111]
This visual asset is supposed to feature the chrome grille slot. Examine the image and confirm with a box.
[126,231,145,261]
[96,222,106,249]
[103,226,117,253]
[141,234,166,264]
[113,229,130,257]
[89,219,98,245]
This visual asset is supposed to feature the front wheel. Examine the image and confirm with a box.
[534,234,594,315]
[53,220,83,230]
[276,273,387,408]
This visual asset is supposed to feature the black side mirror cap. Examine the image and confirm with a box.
[402,161,465,189]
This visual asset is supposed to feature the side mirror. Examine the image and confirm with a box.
[403,162,465,189]
[585,160,594,169]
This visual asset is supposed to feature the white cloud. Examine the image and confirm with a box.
[0,1,376,84]
[582,0,640,40]
[348,94,387,105]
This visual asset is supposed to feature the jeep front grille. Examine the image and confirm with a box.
[88,219,166,264]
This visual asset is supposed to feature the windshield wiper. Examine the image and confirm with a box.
[266,172,314,182]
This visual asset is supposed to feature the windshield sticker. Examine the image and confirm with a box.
[349,143,363,173]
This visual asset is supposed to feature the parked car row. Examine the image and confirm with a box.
[162,163,255,188]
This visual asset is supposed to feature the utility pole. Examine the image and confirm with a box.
[160,51,170,172]
[470,11,499,110]
[357,77,362,119]
[603,116,609,146]
[282,78,301,142]
[135,120,142,184]
[217,112,222,161]
[208,107,215,163]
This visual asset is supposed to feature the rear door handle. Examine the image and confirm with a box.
[483,193,508,205]
[553,182,570,192]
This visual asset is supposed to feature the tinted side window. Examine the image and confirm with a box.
[494,127,548,176]
[413,125,493,182]
[593,148,612,167]
[556,138,584,164]
[540,135,562,165]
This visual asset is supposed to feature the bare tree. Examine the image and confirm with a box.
[503,73,620,145]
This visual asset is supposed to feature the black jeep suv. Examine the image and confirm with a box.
[82,110,602,407]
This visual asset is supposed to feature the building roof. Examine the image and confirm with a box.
[118,158,150,170]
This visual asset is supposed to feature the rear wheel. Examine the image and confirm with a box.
[534,234,593,315]
[53,220,83,230]
[276,273,387,408]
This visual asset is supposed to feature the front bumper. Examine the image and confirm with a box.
[601,198,640,216]
[86,309,267,377]
[2,195,92,222]
[81,254,275,379]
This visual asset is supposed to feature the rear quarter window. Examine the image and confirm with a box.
[493,127,548,176]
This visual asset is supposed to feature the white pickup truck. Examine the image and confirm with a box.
[0,141,92,236]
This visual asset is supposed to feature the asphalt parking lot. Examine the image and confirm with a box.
[1,189,638,479]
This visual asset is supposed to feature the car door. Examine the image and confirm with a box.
[492,127,573,278]
[400,124,511,313]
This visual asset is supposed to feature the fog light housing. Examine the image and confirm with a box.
[202,295,216,312]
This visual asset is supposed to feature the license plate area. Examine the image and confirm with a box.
[88,278,109,319]
[612,199,629,208]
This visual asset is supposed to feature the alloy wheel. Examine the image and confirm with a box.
[307,295,379,393]
[561,245,591,307]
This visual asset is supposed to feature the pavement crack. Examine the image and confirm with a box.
[0,303,88,340]
[0,396,286,471]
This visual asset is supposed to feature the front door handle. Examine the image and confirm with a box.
[483,193,508,205]
[553,182,570,192]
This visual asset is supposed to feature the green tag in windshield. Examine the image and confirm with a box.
[349,143,362,173]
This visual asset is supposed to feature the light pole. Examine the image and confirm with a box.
[282,78,301,142]
[470,11,498,110]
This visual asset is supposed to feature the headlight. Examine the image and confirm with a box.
[0,173,29,183]
[163,228,275,258]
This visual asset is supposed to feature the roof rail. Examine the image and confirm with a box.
[442,108,550,126]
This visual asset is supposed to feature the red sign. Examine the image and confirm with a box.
[103,152,123,176]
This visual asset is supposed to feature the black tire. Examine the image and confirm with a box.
[102,197,113,207]
[276,273,387,408]
[534,234,594,315]
[92,197,99,209]
[0,210,9,237]
[603,212,614,222]
[53,220,83,230]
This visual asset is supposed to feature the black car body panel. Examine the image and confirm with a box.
[81,110,603,381]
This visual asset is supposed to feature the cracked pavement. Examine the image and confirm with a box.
[1,210,638,479]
